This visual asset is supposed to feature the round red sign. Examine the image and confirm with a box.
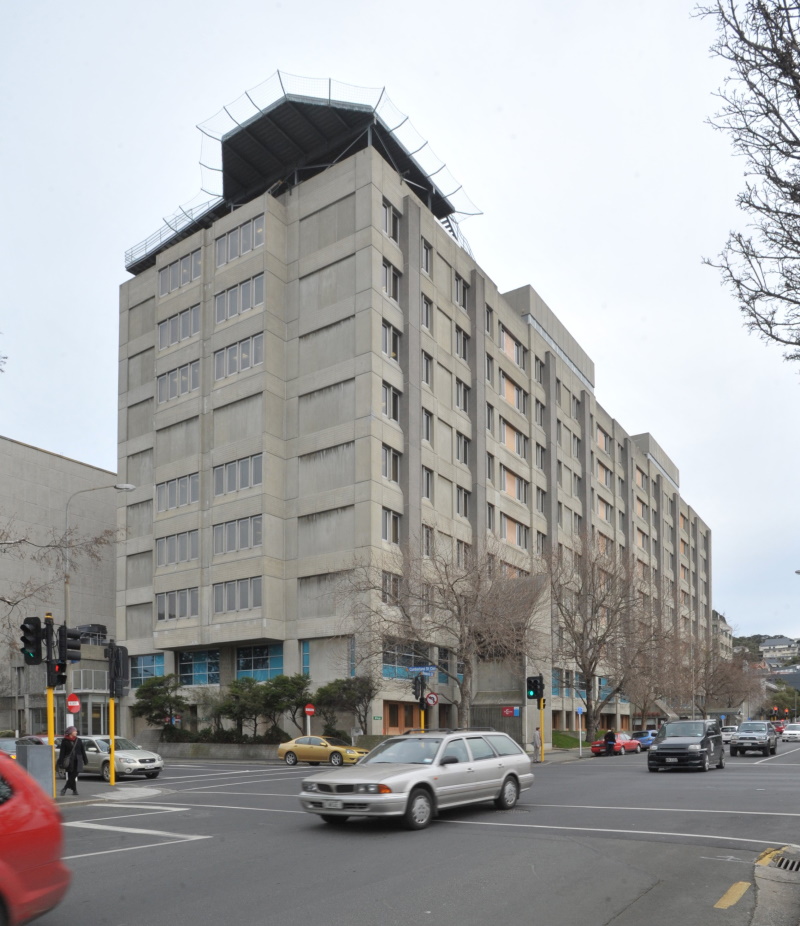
[66,693,81,714]
[304,703,315,716]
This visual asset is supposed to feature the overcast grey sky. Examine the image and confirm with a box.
[2,1,797,637]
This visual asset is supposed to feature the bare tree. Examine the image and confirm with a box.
[700,1,800,361]
[545,534,669,742]
[339,535,548,728]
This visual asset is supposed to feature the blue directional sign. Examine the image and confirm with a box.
[408,666,437,677]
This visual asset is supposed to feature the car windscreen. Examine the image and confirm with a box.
[97,737,139,750]
[657,722,705,739]
[737,723,766,732]
[360,738,443,765]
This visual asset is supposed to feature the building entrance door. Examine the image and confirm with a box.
[384,701,419,735]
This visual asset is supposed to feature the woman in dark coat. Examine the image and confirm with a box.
[58,726,87,796]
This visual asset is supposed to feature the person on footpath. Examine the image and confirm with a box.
[604,728,616,757]
[532,727,542,763]
[58,726,87,796]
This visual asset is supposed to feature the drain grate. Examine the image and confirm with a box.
[774,856,800,873]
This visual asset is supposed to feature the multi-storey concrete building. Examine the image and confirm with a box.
[116,75,712,741]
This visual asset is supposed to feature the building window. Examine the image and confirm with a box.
[422,466,433,500]
[456,540,470,566]
[486,453,494,481]
[179,650,220,686]
[156,587,199,622]
[455,379,470,413]
[213,454,263,497]
[597,426,612,454]
[536,487,546,513]
[487,503,495,530]
[485,353,494,382]
[454,273,469,309]
[156,473,200,512]
[159,305,200,350]
[382,571,401,604]
[382,260,400,301]
[534,356,544,384]
[301,640,310,676]
[637,497,649,520]
[382,321,400,360]
[157,360,200,404]
[213,515,263,554]
[573,472,582,496]
[536,531,546,554]
[156,530,199,567]
[382,200,400,240]
[486,403,494,433]
[535,399,544,427]
[421,294,432,330]
[214,274,265,324]
[638,529,650,552]
[131,654,165,689]
[422,408,433,443]
[159,249,201,296]
[421,351,433,386]
[500,512,528,549]
[382,444,401,482]
[535,443,545,469]
[572,434,581,459]
[382,382,401,421]
[598,497,613,522]
[636,467,647,489]
[455,326,469,361]
[214,334,264,381]
[456,432,470,465]
[499,324,526,368]
[500,370,527,413]
[382,640,429,678]
[382,508,400,543]
[456,486,471,517]
[215,215,265,267]
[421,238,432,274]
[597,460,613,489]
[213,577,263,614]
[485,305,493,333]
[571,395,580,418]
[422,524,434,556]
[236,644,283,681]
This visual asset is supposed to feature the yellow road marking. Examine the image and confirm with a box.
[714,882,750,909]
[756,846,784,866]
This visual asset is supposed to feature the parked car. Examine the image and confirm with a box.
[781,723,800,742]
[278,735,369,767]
[590,733,642,756]
[628,730,657,750]
[720,725,738,744]
[647,719,725,772]
[729,721,778,757]
[0,752,71,924]
[0,738,17,759]
[79,736,163,781]
[298,730,534,830]
[772,722,785,734]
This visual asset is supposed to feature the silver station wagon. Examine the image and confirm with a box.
[299,729,534,830]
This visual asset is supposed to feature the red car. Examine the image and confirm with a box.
[590,733,642,756]
[0,752,71,925]
[772,722,785,734]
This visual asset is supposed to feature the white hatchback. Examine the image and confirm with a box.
[781,723,800,742]
[721,725,738,744]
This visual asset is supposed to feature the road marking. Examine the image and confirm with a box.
[174,776,306,792]
[756,847,785,866]
[531,803,800,818]
[63,821,211,859]
[713,881,750,908]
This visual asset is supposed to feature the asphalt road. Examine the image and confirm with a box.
[44,744,800,926]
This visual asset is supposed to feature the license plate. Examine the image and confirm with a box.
[666,758,678,763]
[322,800,343,810]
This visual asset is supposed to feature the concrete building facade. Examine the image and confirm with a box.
[116,76,713,742]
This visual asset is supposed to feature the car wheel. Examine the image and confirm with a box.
[648,765,658,772]
[495,777,519,810]
[284,751,298,766]
[144,771,160,779]
[730,747,738,757]
[634,744,641,754]
[770,743,777,755]
[320,814,349,824]
[700,753,709,772]
[716,750,725,769]
[404,788,433,830]
[330,752,344,766]
[762,746,769,756]
[102,762,111,782]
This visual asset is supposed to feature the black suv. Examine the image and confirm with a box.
[647,719,725,773]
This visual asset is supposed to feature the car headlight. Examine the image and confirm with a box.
[303,781,318,792]
[120,758,136,764]
[154,755,162,762]
[687,744,701,751]
[346,749,356,755]
[356,783,379,794]
[650,745,658,751]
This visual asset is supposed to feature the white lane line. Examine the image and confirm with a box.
[71,807,190,822]
[532,803,800,818]
[64,838,209,860]
[63,821,211,859]
[173,776,305,792]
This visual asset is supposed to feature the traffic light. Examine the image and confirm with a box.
[412,674,426,699]
[47,661,67,688]
[58,624,82,662]
[418,697,427,712]
[105,642,129,698]
[20,617,43,665]
[526,675,544,700]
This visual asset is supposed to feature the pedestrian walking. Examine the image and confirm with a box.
[532,727,542,763]
[604,728,616,757]
[58,726,87,796]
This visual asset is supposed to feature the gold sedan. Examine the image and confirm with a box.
[278,735,368,767]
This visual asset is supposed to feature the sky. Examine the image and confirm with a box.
[1,1,798,638]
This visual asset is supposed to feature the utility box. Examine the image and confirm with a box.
[16,744,55,796]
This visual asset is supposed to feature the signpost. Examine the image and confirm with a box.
[576,706,585,759]
[66,693,80,714]
[304,703,315,736]
[425,692,438,707]
[408,666,437,677]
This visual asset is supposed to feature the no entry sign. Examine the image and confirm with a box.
[66,693,81,714]
[304,703,315,716]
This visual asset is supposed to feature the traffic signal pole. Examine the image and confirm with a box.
[43,613,57,799]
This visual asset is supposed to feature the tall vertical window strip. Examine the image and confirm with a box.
[215,274,265,323]
[454,273,469,309]
[382,260,400,300]
[301,640,310,676]
[382,200,400,240]
[159,305,200,350]
[382,507,400,543]
[215,215,265,266]
[159,249,201,296]
[421,238,432,274]
[157,473,200,512]
[213,454,263,496]
[237,644,283,681]
[421,294,432,330]
[157,361,200,404]
[382,383,400,421]
[382,444,401,482]
[214,334,264,380]
[130,654,165,688]
[179,650,220,686]
[213,577,262,614]
[156,587,199,621]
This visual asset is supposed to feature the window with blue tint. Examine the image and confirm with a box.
[236,644,283,681]
[551,668,562,697]
[575,673,587,699]
[383,640,429,679]
[598,677,614,700]
[439,647,464,684]
[348,637,356,677]
[301,640,310,676]
[131,654,165,689]
[178,650,220,686]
